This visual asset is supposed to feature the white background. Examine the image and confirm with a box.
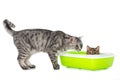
[0,0,120,80]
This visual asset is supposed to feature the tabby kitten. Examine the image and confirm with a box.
[87,45,99,55]
[3,19,83,70]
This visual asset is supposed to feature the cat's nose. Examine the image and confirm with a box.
[75,44,82,51]
[76,48,82,51]
[79,48,82,51]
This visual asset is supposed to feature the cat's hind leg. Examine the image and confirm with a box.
[15,39,36,70]
[17,54,30,70]
[17,53,35,70]
[25,55,36,69]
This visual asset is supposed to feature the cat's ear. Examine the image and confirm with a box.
[65,34,72,39]
[78,36,83,39]
[87,45,90,50]
[69,37,77,43]
[96,46,100,51]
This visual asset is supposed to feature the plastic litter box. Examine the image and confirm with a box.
[60,51,114,70]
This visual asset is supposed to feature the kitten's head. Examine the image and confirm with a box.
[87,45,99,55]
[64,35,83,51]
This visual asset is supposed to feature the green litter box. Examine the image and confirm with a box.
[60,51,114,70]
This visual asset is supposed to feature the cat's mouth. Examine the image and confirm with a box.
[75,48,82,51]
[79,48,82,51]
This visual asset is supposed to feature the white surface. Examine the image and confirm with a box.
[0,0,120,80]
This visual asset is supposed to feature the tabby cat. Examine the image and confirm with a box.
[3,19,83,70]
[86,45,99,55]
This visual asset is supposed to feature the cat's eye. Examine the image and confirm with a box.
[76,45,79,48]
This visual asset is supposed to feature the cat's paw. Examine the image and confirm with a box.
[21,65,35,70]
[21,66,30,70]
[29,65,36,69]
[53,64,60,70]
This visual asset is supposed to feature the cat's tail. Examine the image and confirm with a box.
[3,19,16,36]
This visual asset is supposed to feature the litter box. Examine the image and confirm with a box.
[60,51,114,70]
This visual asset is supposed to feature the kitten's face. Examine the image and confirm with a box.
[87,45,99,55]
[64,35,83,51]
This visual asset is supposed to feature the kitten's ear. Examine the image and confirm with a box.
[96,46,100,51]
[87,45,90,50]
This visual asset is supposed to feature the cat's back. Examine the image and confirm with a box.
[13,29,53,51]
[13,29,52,37]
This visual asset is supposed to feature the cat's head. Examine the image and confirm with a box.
[64,35,83,51]
[87,45,99,55]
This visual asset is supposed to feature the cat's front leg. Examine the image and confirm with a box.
[48,52,60,70]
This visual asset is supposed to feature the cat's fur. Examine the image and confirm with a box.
[86,45,99,55]
[3,19,83,70]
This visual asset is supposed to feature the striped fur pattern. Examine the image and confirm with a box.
[87,45,99,55]
[3,19,83,70]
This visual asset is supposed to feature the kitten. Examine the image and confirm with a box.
[3,19,83,70]
[87,45,99,55]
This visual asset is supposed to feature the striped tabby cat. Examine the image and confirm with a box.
[3,19,83,70]
[87,45,99,55]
